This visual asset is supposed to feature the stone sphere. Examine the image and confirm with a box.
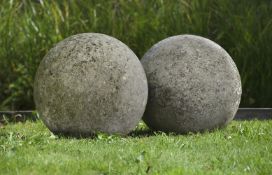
[34,33,148,136]
[141,35,242,133]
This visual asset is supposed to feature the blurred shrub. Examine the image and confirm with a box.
[0,0,271,110]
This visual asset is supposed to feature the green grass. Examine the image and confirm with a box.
[0,120,271,175]
[0,0,272,110]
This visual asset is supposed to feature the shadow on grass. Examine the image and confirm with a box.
[128,128,155,138]
[52,128,157,139]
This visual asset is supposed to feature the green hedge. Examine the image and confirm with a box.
[0,0,271,110]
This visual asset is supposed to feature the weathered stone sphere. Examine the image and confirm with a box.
[141,35,242,133]
[34,33,148,136]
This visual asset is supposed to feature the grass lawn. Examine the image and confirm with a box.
[0,120,271,175]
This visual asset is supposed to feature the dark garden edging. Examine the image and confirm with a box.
[0,111,38,124]
[0,108,271,124]
[234,108,272,120]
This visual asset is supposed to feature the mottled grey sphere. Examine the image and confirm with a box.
[34,33,148,136]
[141,35,242,133]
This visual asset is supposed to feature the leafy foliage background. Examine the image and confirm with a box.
[0,0,271,110]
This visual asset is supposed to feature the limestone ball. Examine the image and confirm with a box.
[34,33,148,136]
[141,35,242,133]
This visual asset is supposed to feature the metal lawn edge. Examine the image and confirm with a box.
[235,108,272,120]
[0,108,271,123]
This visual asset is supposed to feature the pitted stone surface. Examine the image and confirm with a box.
[34,33,148,136]
[141,35,242,133]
